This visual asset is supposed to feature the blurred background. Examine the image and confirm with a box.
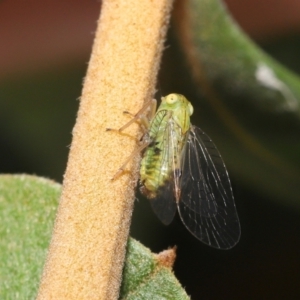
[1,0,300,298]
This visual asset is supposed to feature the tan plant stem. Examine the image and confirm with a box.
[36,0,174,299]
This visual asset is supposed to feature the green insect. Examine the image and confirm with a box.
[109,93,240,249]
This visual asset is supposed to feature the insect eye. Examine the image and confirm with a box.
[165,93,178,104]
[188,103,194,116]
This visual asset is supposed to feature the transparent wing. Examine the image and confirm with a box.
[149,180,177,225]
[178,126,240,249]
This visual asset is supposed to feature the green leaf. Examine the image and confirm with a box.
[0,175,60,299]
[182,0,300,114]
[0,175,189,300]
[120,240,189,300]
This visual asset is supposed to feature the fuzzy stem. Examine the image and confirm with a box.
[36,0,173,299]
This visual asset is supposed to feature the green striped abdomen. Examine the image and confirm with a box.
[140,141,174,199]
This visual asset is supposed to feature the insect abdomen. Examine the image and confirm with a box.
[140,142,172,199]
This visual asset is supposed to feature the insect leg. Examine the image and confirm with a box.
[106,99,157,133]
[111,140,151,180]
[107,98,156,179]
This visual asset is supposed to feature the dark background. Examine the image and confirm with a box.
[1,1,300,299]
